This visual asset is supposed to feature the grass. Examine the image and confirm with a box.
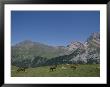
[11,64,100,77]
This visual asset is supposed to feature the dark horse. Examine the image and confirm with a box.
[17,67,26,72]
[49,65,57,72]
[70,65,77,70]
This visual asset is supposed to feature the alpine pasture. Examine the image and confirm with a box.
[11,64,100,77]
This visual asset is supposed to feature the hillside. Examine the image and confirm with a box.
[11,32,100,68]
[12,40,71,59]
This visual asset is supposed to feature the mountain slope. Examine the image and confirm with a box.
[11,32,100,67]
[70,32,100,64]
[12,40,71,59]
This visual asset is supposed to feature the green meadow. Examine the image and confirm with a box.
[11,64,100,77]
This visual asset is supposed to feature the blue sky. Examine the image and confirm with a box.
[11,11,100,46]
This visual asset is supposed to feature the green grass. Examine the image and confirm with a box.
[11,64,100,77]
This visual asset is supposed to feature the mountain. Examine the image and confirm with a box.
[11,32,100,67]
[12,40,70,59]
[67,41,85,51]
[85,32,100,63]
[70,32,100,64]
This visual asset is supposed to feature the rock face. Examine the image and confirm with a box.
[70,32,100,64]
[67,41,85,51]
[85,32,100,64]
[11,32,100,67]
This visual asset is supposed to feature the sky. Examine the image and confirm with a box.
[11,11,100,46]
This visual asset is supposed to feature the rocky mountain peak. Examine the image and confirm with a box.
[86,32,100,43]
[85,32,100,48]
[67,41,84,51]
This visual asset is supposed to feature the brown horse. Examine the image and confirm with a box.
[17,67,26,72]
[49,65,57,72]
[70,65,78,70]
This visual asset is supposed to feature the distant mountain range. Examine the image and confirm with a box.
[11,32,100,67]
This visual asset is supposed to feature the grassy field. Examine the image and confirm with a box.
[11,64,100,77]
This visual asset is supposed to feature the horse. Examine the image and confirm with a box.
[17,67,26,72]
[49,65,57,72]
[70,65,77,70]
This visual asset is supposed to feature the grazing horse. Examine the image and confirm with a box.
[17,67,26,72]
[49,65,57,72]
[70,65,77,70]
